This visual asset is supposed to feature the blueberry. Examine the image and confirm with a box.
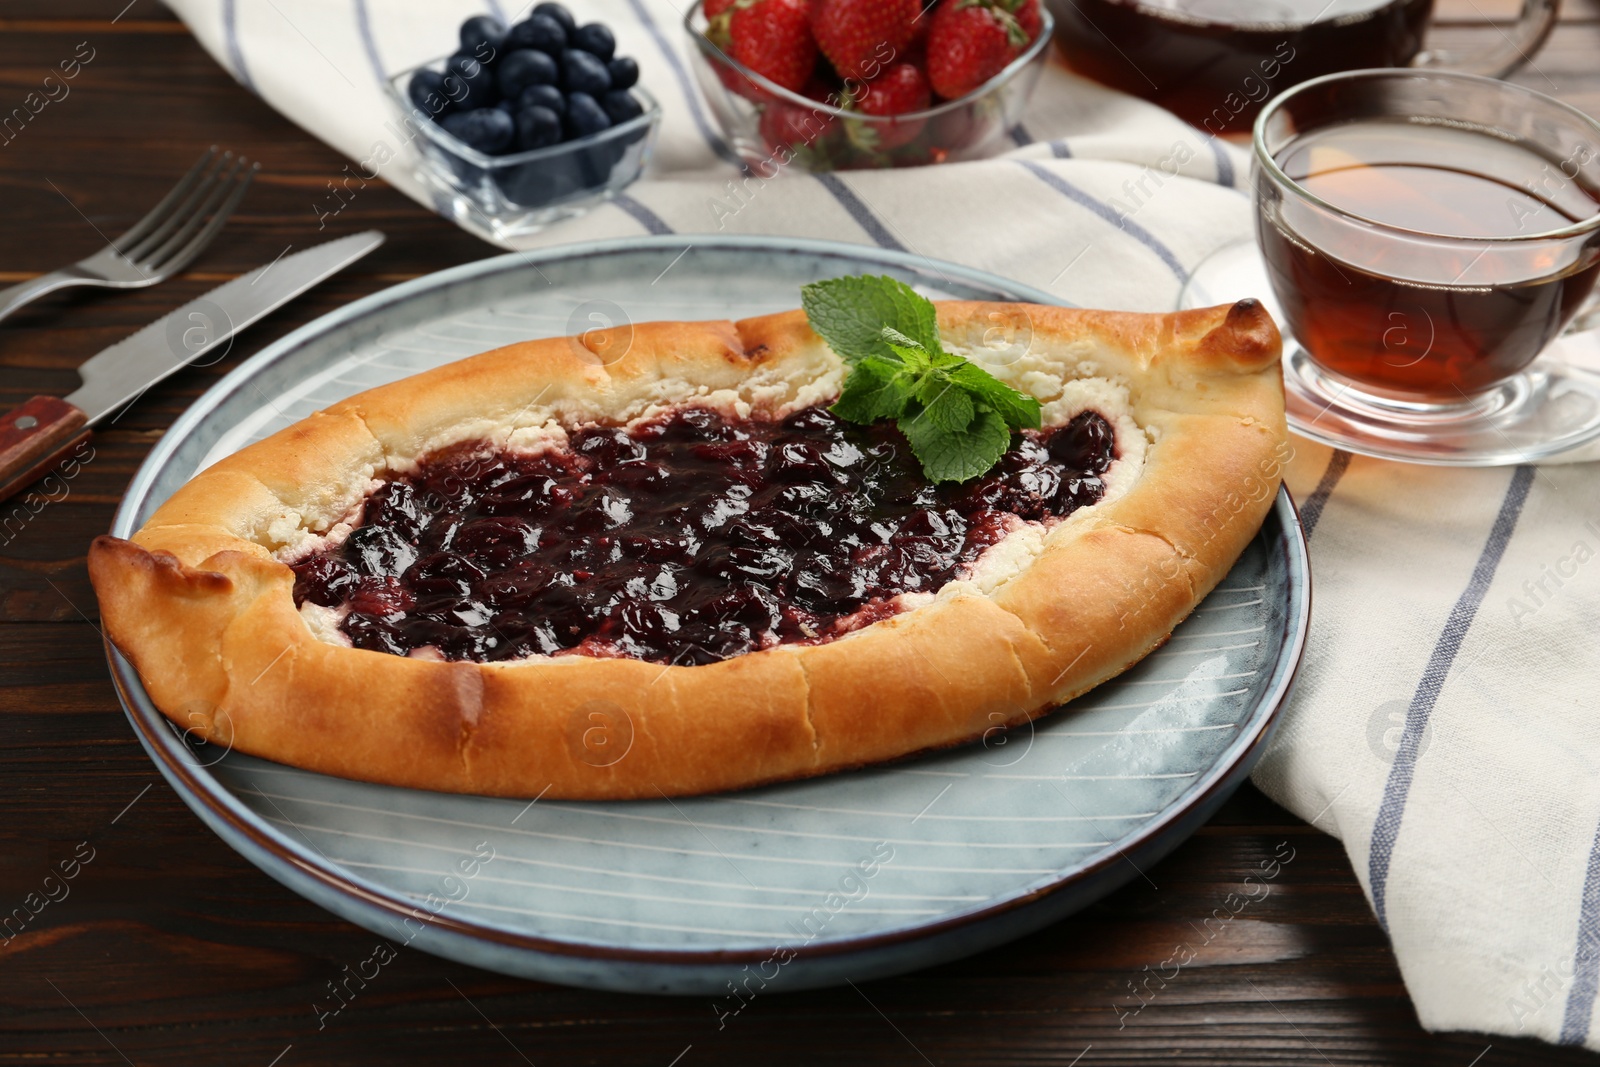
[459,15,506,57]
[441,72,494,111]
[514,104,564,151]
[533,2,576,32]
[571,23,616,61]
[601,89,643,124]
[517,83,567,119]
[497,49,558,97]
[408,69,454,118]
[607,56,639,90]
[497,152,587,207]
[507,13,567,55]
[441,107,515,154]
[564,91,612,138]
[446,51,490,82]
[561,49,612,96]
[444,51,498,108]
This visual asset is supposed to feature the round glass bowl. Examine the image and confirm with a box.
[385,59,661,243]
[683,1,1053,172]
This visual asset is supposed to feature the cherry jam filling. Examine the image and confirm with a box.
[290,406,1117,665]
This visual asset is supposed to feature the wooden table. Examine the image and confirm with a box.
[2,3,1596,1064]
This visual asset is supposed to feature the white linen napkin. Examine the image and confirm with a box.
[162,0,1600,1050]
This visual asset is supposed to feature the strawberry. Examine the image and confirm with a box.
[759,74,840,158]
[811,0,920,82]
[760,99,837,154]
[1014,0,1043,41]
[703,0,739,49]
[728,0,818,93]
[847,61,930,149]
[856,62,930,116]
[926,0,1029,101]
[929,102,983,152]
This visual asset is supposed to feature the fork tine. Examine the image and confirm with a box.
[111,147,218,253]
[137,156,250,272]
[122,152,234,265]
[145,162,258,278]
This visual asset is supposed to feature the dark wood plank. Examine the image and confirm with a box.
[1,4,1598,1066]
[0,10,179,28]
[0,29,488,278]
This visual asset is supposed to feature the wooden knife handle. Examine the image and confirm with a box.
[0,396,91,504]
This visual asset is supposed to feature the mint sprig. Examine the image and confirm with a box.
[801,275,1041,483]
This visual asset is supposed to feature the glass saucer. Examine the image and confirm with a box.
[1179,239,1600,466]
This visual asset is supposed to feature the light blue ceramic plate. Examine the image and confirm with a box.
[107,236,1310,995]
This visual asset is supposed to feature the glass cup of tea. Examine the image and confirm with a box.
[1181,69,1600,464]
[1048,0,1558,134]
[1260,68,1600,399]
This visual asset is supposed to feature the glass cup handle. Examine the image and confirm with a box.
[1412,0,1559,79]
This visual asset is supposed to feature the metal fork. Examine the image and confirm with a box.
[0,148,258,324]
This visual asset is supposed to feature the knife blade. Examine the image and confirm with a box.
[0,231,384,503]
[68,231,385,423]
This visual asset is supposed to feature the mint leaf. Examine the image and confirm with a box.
[914,383,976,434]
[880,326,923,351]
[949,362,1043,429]
[831,356,914,423]
[900,406,1012,483]
[802,274,1046,483]
[884,341,933,374]
[801,276,939,364]
[873,279,940,351]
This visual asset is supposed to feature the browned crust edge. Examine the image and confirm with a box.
[88,300,1286,799]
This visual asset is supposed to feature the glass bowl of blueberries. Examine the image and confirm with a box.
[386,4,660,241]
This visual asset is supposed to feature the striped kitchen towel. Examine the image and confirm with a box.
[165,0,1600,1050]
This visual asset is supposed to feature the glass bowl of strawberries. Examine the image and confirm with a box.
[685,0,1052,172]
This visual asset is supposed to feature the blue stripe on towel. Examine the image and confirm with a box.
[1017,160,1187,281]
[352,0,385,84]
[1011,125,1033,147]
[813,174,907,252]
[623,0,743,168]
[1561,820,1600,1044]
[1299,450,1351,540]
[612,193,674,235]
[1048,140,1072,159]
[1206,137,1235,188]
[1367,465,1535,930]
[222,0,258,94]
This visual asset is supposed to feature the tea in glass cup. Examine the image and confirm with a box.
[1255,70,1600,408]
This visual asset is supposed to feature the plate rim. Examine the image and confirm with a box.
[106,234,1311,969]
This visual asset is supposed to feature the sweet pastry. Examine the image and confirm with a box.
[89,297,1286,799]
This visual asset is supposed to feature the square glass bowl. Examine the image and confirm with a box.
[684,2,1052,172]
[384,59,661,243]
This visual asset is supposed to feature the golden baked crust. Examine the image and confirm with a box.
[89,300,1286,799]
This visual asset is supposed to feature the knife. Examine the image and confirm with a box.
[0,231,385,503]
